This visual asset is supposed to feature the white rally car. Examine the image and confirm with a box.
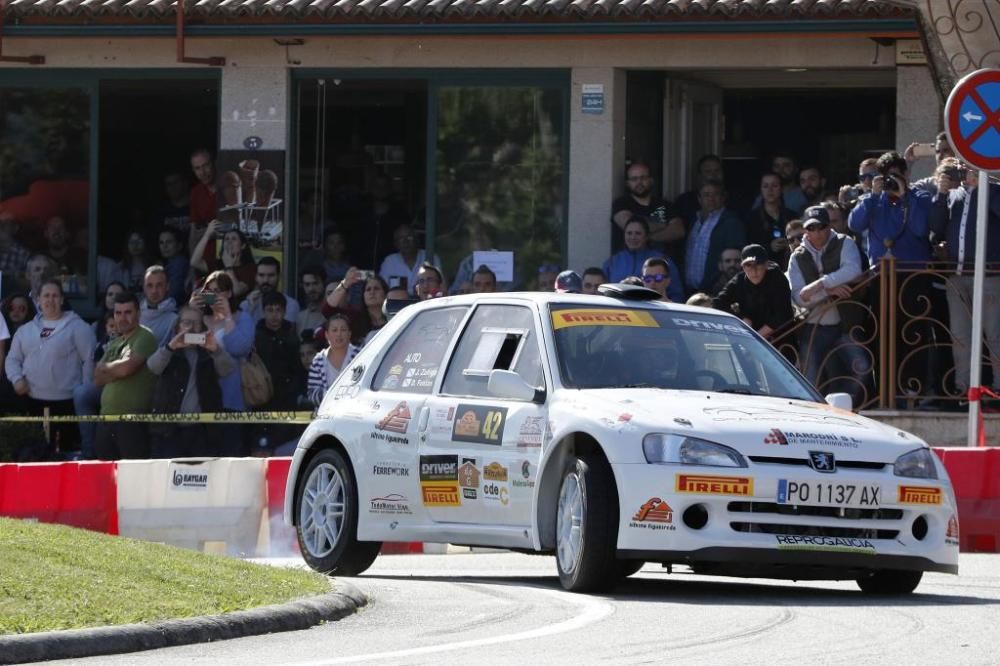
[284,285,958,594]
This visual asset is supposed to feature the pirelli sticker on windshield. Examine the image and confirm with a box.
[898,485,943,505]
[675,474,753,497]
[551,309,658,330]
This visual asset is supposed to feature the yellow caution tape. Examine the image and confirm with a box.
[0,411,318,424]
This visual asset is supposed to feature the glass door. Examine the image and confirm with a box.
[433,83,566,293]
[662,78,723,201]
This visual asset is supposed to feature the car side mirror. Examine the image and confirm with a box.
[488,369,542,402]
[825,392,853,412]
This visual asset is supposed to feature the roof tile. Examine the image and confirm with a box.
[2,0,912,19]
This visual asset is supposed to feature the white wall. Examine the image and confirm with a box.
[896,65,943,182]
[0,34,891,70]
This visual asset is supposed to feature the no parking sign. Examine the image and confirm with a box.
[943,69,1000,447]
[945,68,1000,172]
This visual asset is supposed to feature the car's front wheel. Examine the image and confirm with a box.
[856,569,923,595]
[296,448,381,576]
[555,453,618,592]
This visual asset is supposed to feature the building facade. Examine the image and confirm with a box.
[0,0,978,306]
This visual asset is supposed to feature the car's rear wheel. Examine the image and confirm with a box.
[555,453,618,592]
[856,569,923,595]
[296,448,381,576]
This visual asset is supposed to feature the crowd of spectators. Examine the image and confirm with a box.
[1,136,997,462]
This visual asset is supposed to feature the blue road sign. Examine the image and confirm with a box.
[946,69,1000,172]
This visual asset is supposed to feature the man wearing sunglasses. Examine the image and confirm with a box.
[640,257,673,302]
[789,206,869,404]
[840,158,880,205]
[712,244,793,341]
[907,132,956,196]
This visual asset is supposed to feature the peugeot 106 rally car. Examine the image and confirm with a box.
[284,285,958,593]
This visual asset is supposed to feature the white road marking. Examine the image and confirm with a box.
[286,583,615,665]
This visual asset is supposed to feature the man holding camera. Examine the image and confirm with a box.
[906,132,956,196]
[930,159,1000,406]
[848,151,932,265]
[849,151,938,404]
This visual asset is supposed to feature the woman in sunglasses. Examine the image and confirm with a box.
[603,216,683,301]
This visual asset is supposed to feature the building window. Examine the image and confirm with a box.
[435,85,565,293]
[0,87,90,301]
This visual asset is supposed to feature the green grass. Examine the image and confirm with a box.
[0,517,331,635]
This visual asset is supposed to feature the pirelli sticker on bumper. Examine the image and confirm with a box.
[897,485,943,505]
[675,474,753,497]
[551,309,658,330]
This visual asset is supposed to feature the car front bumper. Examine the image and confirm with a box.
[612,463,960,575]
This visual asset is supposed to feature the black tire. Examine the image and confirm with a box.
[856,570,923,595]
[295,448,381,576]
[615,560,645,579]
[555,453,619,592]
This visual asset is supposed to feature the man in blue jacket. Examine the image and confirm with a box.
[848,151,932,265]
[849,151,940,404]
[929,160,1000,406]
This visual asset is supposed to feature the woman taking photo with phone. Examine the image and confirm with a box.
[146,305,235,458]
[190,270,254,455]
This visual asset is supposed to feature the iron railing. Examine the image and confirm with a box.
[770,256,997,411]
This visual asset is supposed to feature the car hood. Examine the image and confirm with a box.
[552,389,924,463]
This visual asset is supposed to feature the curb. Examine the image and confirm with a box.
[0,581,366,665]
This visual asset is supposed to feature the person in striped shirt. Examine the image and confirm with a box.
[307,314,360,407]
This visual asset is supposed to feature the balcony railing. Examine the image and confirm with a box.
[769,256,993,411]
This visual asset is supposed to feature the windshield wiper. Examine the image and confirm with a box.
[715,387,753,395]
[611,383,660,389]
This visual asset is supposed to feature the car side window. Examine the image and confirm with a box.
[442,305,544,398]
[372,306,469,393]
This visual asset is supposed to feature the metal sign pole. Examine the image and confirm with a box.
[968,172,990,447]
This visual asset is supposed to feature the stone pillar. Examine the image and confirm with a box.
[219,65,289,150]
[567,68,626,274]
[896,65,941,182]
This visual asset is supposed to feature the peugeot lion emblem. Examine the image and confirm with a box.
[808,451,836,473]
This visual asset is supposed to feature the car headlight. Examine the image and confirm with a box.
[893,448,938,479]
[642,434,747,468]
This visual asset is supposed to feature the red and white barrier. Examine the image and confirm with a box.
[0,458,430,556]
[264,457,300,557]
[934,447,1000,553]
[0,461,118,535]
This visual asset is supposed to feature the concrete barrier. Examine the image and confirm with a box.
[116,458,265,556]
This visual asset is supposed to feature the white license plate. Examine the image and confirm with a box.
[776,480,881,507]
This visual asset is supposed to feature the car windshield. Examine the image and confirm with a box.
[549,304,819,401]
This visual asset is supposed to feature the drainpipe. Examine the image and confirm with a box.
[177,0,225,67]
[0,0,44,64]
